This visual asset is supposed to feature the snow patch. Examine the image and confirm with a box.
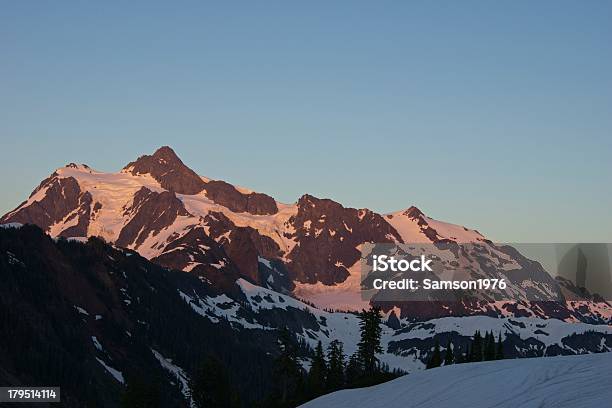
[74,306,89,316]
[258,256,272,269]
[92,336,103,351]
[151,349,194,407]
[96,357,124,384]
[0,222,23,229]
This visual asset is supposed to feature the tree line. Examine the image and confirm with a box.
[121,312,509,407]
[261,306,403,408]
[426,330,505,369]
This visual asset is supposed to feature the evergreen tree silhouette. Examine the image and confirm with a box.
[357,307,383,376]
[443,340,454,366]
[454,344,465,364]
[484,331,496,361]
[272,327,304,406]
[470,330,483,362]
[426,339,442,369]
[307,341,327,398]
[191,356,240,408]
[496,332,505,360]
[121,376,160,408]
[462,344,470,364]
[326,339,345,391]
[345,353,363,385]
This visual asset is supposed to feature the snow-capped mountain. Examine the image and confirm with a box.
[2,146,611,324]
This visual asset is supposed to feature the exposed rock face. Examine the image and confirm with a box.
[123,146,207,195]
[59,191,92,237]
[285,194,403,285]
[203,212,282,284]
[125,146,278,215]
[386,310,401,330]
[204,180,278,215]
[116,187,191,249]
[393,206,441,242]
[1,175,92,236]
[152,226,243,293]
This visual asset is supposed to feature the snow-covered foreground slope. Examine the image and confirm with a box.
[301,353,612,408]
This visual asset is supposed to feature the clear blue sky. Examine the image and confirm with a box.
[1,1,611,242]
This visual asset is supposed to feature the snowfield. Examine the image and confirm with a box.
[300,352,612,408]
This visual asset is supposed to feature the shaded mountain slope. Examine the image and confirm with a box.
[0,224,278,407]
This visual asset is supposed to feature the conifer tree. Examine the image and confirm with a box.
[357,307,383,376]
[495,332,504,360]
[307,341,327,398]
[484,331,496,361]
[326,340,345,391]
[273,327,304,405]
[121,377,160,408]
[443,340,454,366]
[470,330,483,362]
[426,339,442,369]
[454,344,465,364]
[191,356,240,408]
[345,353,363,385]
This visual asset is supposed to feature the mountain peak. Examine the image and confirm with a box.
[151,146,180,162]
[123,146,206,195]
[64,163,91,171]
[402,206,424,219]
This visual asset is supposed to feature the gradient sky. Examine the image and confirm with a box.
[1,1,611,242]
